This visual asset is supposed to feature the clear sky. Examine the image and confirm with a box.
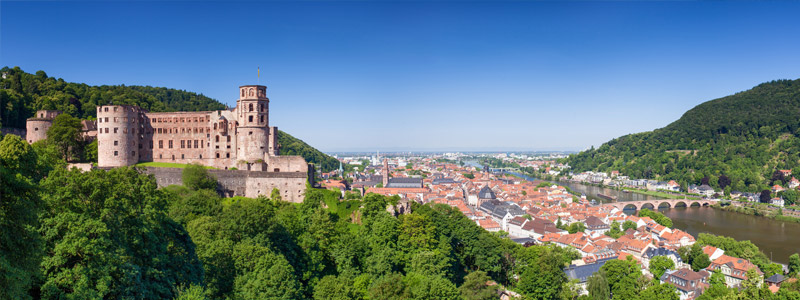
[2,1,800,152]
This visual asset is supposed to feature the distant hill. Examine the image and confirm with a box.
[564,79,800,192]
[0,66,338,172]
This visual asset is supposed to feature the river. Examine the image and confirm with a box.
[465,161,800,264]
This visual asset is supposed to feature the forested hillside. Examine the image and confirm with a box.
[565,79,800,192]
[0,67,338,171]
[277,130,340,173]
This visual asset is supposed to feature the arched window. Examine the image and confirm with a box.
[215,135,220,142]
[249,103,253,112]
[249,88,254,97]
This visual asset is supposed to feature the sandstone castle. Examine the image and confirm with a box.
[25,85,311,202]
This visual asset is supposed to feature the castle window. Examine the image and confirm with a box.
[172,155,175,160]
[34,128,38,131]
[114,128,118,133]
[114,117,118,122]
[159,154,162,159]
[187,140,191,149]
[139,143,142,149]
[114,107,118,112]
[98,118,102,123]
[199,155,202,159]
[216,153,220,158]
[114,151,118,156]
[260,116,264,123]
[249,104,253,112]
[105,128,109,133]
[123,128,128,134]
[249,131,252,135]
[104,117,108,122]
[132,151,135,156]
[181,154,184,159]
[227,136,231,142]
[181,140,185,148]
[114,141,118,146]
[169,140,173,149]
[123,117,128,122]
[214,123,217,130]
[194,140,198,148]
[215,135,219,142]
[249,116,253,123]
[242,89,245,97]
[149,141,153,149]
[159,140,163,148]
[104,107,109,112]
[226,153,230,158]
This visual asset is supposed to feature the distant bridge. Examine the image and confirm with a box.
[601,198,718,211]
[489,167,520,173]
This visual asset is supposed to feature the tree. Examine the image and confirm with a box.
[587,272,610,300]
[639,282,679,300]
[649,256,675,280]
[568,222,587,234]
[368,273,407,300]
[270,187,282,202]
[459,271,497,300]
[622,220,638,231]
[85,139,98,162]
[692,253,711,271]
[46,113,82,160]
[182,163,217,190]
[39,167,204,299]
[760,190,772,203]
[696,269,730,300]
[233,251,300,300]
[517,249,568,300]
[601,258,642,300]
[718,175,731,190]
[0,134,43,299]
[789,253,800,276]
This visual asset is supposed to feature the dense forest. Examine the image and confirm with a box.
[0,67,338,171]
[564,79,800,193]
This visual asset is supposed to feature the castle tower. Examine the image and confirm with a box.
[235,85,270,164]
[97,105,142,167]
[25,110,61,144]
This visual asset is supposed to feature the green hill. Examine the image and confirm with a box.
[0,66,338,171]
[564,79,800,192]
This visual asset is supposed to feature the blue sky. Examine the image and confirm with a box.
[3,1,800,152]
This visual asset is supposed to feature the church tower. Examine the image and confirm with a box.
[236,85,270,165]
[383,159,389,187]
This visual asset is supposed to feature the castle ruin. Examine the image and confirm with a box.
[25,85,311,202]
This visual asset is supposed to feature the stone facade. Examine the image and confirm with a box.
[141,167,309,203]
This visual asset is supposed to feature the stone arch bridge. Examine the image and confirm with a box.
[602,198,717,211]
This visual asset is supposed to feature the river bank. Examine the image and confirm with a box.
[714,201,800,223]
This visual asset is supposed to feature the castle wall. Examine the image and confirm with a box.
[97,105,142,167]
[141,167,307,202]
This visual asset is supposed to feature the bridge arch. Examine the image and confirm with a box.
[657,202,672,209]
[640,203,655,210]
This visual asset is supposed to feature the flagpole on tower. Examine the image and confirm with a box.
[257,66,260,85]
